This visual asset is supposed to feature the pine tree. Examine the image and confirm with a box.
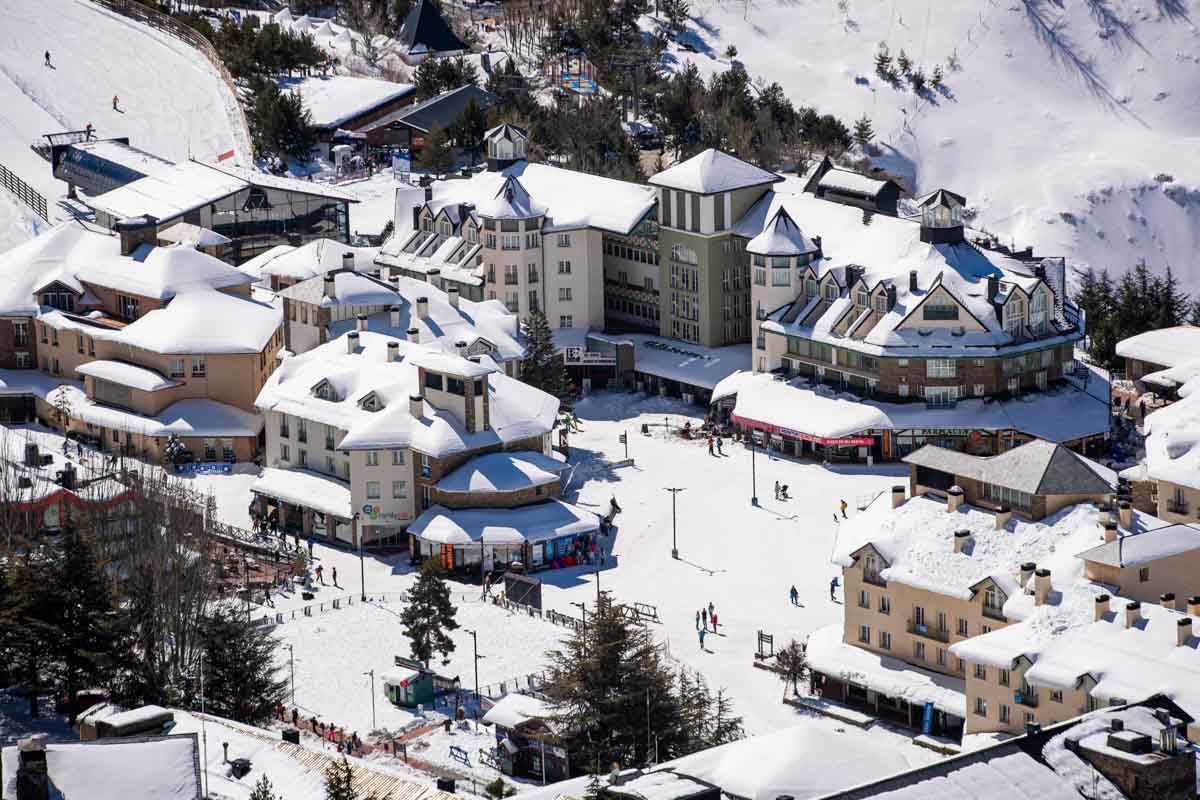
[250,774,283,800]
[896,48,912,76]
[908,67,926,93]
[199,606,288,726]
[452,98,489,166]
[852,114,874,149]
[2,547,59,717]
[51,527,124,723]
[873,43,894,81]
[1190,300,1200,327]
[324,756,357,800]
[418,123,455,175]
[399,560,458,666]
[709,688,744,746]
[544,593,686,771]
[583,773,615,800]
[1154,265,1188,329]
[776,639,808,698]
[519,311,570,400]
[931,64,944,89]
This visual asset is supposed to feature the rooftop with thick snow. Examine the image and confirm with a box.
[255,331,556,457]
[276,74,415,130]
[408,498,599,546]
[649,148,783,195]
[1076,523,1200,567]
[239,239,379,283]
[1115,325,1200,368]
[1141,374,1200,490]
[436,450,565,494]
[0,734,201,800]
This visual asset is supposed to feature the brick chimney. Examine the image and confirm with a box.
[1188,596,1200,617]
[1019,562,1036,588]
[114,215,159,256]
[409,394,423,418]
[1034,568,1051,606]
[1161,592,1177,610]
[908,270,919,293]
[406,327,420,344]
[447,285,460,309]
[456,340,468,358]
[994,505,1011,530]
[346,331,359,354]
[390,305,401,328]
[1102,519,1118,543]
[1178,618,1193,647]
[1124,601,1142,629]
[416,296,429,320]
[324,272,336,298]
[1118,500,1132,530]
[15,735,49,800]
[891,485,905,509]
[953,529,972,554]
[387,341,399,363]
[427,268,441,285]
[947,485,964,512]
[342,251,355,271]
[1094,593,1110,621]
[355,314,368,332]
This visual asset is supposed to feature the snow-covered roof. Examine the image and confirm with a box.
[648,149,782,195]
[44,382,261,438]
[67,138,174,175]
[0,223,117,315]
[409,349,497,377]
[276,75,415,130]
[481,692,555,729]
[240,239,379,282]
[205,162,359,202]
[1115,325,1200,368]
[408,499,599,546]
[1076,524,1200,567]
[902,440,1116,497]
[806,623,967,718]
[816,168,892,197]
[156,221,231,247]
[252,466,352,520]
[1142,380,1200,490]
[745,207,817,256]
[76,243,253,300]
[421,161,655,234]
[1,735,200,800]
[120,289,280,355]
[75,360,180,392]
[835,497,1112,602]
[731,373,889,439]
[86,160,247,221]
[476,175,547,219]
[627,334,750,391]
[436,450,565,494]
[255,331,556,457]
[278,270,399,308]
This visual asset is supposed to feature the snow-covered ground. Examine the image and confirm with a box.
[643,0,1200,291]
[0,0,246,234]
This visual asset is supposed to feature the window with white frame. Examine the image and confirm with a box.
[926,359,956,378]
[557,233,572,247]
[280,443,289,462]
[558,287,572,302]
[392,450,405,466]
[858,590,869,609]
[1000,704,1010,723]
[878,595,891,614]
[560,315,573,328]
[393,480,408,499]
[191,357,206,377]
[1005,297,1027,334]
[975,697,988,717]
[1030,290,1047,334]
[366,481,381,499]
[366,450,379,466]
[858,624,870,644]
[170,359,185,378]
[558,260,571,274]
[879,631,891,650]
[824,283,838,301]
[924,385,959,407]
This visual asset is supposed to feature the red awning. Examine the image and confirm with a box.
[731,413,875,447]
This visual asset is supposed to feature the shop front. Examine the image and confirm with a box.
[732,413,880,463]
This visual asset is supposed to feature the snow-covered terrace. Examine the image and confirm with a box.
[276,74,415,130]
[1115,326,1200,369]
[251,466,352,520]
[408,499,599,546]
[75,360,179,392]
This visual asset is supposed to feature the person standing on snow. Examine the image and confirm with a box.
[716,436,724,455]
[332,566,338,588]
[44,51,51,67]
[830,576,840,601]
[707,436,714,456]
[790,585,799,605]
[701,607,708,630]
[695,610,701,629]
[698,627,706,649]
[840,499,848,519]
[112,94,119,111]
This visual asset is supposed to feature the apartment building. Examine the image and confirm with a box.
[1124,356,1200,525]
[0,220,281,462]
[252,330,559,547]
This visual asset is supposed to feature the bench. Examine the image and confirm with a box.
[449,745,470,766]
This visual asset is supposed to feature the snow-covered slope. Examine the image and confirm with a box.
[651,0,1200,289]
[0,0,246,228]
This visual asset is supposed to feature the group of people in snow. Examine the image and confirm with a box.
[695,602,719,649]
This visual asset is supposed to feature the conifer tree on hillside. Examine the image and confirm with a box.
[852,114,874,149]
[0,546,59,717]
[775,638,808,698]
[200,606,288,726]
[896,48,912,76]
[400,560,459,666]
[324,756,357,800]
[452,98,489,166]
[874,44,895,82]
[418,123,455,175]
[1154,265,1189,329]
[250,774,283,800]
[519,311,570,400]
[545,593,686,772]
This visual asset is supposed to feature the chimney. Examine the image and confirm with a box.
[908,270,918,293]
[387,341,400,363]
[994,505,1011,530]
[947,485,964,512]
[1124,600,1142,629]
[1188,596,1200,617]
[406,327,420,344]
[1111,718,1124,732]
[355,314,368,332]
[1034,568,1051,606]
[456,340,468,357]
[222,742,230,763]
[447,285,460,309]
[15,735,49,800]
[891,484,906,509]
[342,251,355,271]
[1094,593,1110,621]
[114,215,158,256]
[812,235,823,258]
[987,275,999,301]
[409,394,423,418]
[953,529,972,554]
[416,296,429,320]
[324,271,336,297]
[346,331,359,354]
[1178,618,1193,647]
[1118,501,1132,530]
[1019,562,1036,588]
[427,268,441,285]
[1102,519,1118,543]
[1161,592,1177,610]
[390,305,402,328]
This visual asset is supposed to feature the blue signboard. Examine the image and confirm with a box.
[392,151,411,178]
[921,701,934,735]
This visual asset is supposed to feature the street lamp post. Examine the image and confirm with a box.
[199,653,209,799]
[571,601,587,625]
[285,644,295,706]
[356,512,366,602]
[665,487,684,559]
[750,433,759,506]
[363,669,376,731]
[465,628,481,726]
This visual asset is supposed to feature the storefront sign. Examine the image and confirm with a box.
[360,503,410,522]
[732,413,874,447]
[563,347,616,365]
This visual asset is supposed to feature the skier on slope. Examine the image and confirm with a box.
[44,51,51,67]
[112,94,120,111]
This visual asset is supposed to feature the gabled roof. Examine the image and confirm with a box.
[746,207,817,257]
[903,439,1116,497]
[485,122,527,142]
[370,84,498,135]
[400,0,468,54]
[917,188,966,207]
[476,175,546,219]
[648,148,782,195]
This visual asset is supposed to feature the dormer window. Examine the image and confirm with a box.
[465,224,478,243]
[873,295,887,313]
[855,291,869,307]
[359,391,383,412]
[1006,297,1027,336]
[313,379,338,401]
[923,301,959,321]
[805,278,819,298]
[824,283,838,302]
[1030,291,1047,335]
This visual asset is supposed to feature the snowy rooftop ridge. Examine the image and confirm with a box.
[1115,325,1200,368]
[435,450,565,494]
[276,74,416,130]
[0,735,201,800]
[648,148,783,195]
[1141,372,1200,491]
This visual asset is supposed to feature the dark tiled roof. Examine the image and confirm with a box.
[903,439,1115,496]
[368,85,498,135]
[401,0,468,54]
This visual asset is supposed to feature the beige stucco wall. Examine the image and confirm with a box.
[543,228,603,330]
[1157,480,1200,525]
[1083,550,1200,605]
[896,286,986,332]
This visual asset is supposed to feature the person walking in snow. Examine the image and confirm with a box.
[716,436,724,455]
[708,601,714,618]
[84,122,93,140]
[695,610,701,629]
[701,607,708,630]
[840,499,848,519]
[44,51,51,67]
[790,585,799,605]
[698,627,706,649]
[316,564,325,584]
[112,94,119,111]
[774,481,781,500]
[711,610,718,631]
[830,576,840,601]
[707,436,714,456]
[332,566,339,588]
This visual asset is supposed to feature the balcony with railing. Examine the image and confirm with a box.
[862,571,887,588]
[1014,689,1038,708]
[1167,500,1189,515]
[906,620,950,643]
[982,604,1006,621]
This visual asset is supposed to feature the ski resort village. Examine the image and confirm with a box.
[4,0,1200,798]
